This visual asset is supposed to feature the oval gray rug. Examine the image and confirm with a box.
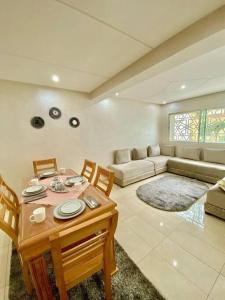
[136,174,209,211]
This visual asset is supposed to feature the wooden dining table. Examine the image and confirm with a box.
[18,169,118,300]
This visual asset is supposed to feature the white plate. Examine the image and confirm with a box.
[25,185,43,194]
[22,185,47,197]
[54,200,86,220]
[59,200,82,214]
[66,176,84,184]
[41,171,57,177]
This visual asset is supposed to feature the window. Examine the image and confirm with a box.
[169,107,225,143]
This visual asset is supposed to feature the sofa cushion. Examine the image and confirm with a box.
[179,147,201,161]
[148,144,160,157]
[160,145,175,157]
[146,155,169,170]
[115,149,131,164]
[168,157,225,183]
[133,147,147,160]
[206,184,225,209]
[203,148,225,165]
[109,160,154,181]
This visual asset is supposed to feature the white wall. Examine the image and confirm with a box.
[160,91,225,152]
[0,80,160,192]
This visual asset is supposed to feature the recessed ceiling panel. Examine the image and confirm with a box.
[63,0,225,47]
[119,45,225,104]
[0,0,149,90]
[0,53,106,92]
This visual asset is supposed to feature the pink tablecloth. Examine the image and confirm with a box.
[22,175,90,206]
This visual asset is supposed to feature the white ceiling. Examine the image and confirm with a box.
[0,0,224,92]
[119,45,225,104]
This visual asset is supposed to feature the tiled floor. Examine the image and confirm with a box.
[111,173,225,300]
[1,173,225,299]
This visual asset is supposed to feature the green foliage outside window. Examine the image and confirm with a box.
[169,108,225,143]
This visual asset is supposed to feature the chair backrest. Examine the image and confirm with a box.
[49,212,117,298]
[0,176,19,247]
[93,166,114,197]
[0,175,19,212]
[81,159,96,183]
[33,158,57,177]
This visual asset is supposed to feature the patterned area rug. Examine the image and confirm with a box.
[136,174,209,211]
[9,242,164,300]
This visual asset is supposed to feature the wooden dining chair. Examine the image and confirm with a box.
[93,166,114,197]
[33,158,57,177]
[49,212,117,300]
[0,175,19,213]
[81,159,96,183]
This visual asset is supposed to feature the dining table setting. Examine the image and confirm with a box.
[17,168,118,300]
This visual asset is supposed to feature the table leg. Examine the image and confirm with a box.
[22,260,33,294]
[28,256,55,300]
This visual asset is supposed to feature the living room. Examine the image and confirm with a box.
[0,1,225,299]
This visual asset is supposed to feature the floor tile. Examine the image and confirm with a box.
[5,243,12,286]
[0,246,9,289]
[123,215,165,248]
[139,249,206,300]
[221,264,225,277]
[0,231,10,248]
[169,229,225,272]
[178,220,225,253]
[137,208,182,236]
[115,221,152,263]
[208,275,225,300]
[155,238,218,294]
[4,286,8,300]
[0,287,5,299]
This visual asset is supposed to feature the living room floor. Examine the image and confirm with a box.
[111,173,225,300]
[0,173,225,299]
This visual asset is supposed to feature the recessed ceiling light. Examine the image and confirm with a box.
[52,75,60,82]
[162,101,167,104]
[180,84,186,89]
[115,92,119,96]
[172,260,178,267]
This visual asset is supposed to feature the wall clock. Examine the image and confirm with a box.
[49,107,61,119]
[31,116,45,129]
[69,117,80,128]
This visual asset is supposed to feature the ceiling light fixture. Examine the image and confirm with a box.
[180,84,186,89]
[115,92,119,96]
[162,101,167,104]
[52,75,60,82]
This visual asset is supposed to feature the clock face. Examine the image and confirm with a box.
[69,117,80,128]
[31,116,45,129]
[49,107,61,119]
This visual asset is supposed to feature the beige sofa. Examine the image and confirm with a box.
[109,145,225,187]
[109,145,225,220]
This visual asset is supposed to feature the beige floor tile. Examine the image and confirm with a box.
[0,231,10,249]
[155,238,218,294]
[123,215,165,248]
[5,243,12,286]
[139,249,206,300]
[4,286,8,300]
[208,275,225,300]
[0,247,9,289]
[0,287,5,300]
[221,264,225,277]
[178,220,225,253]
[137,208,182,236]
[115,221,152,263]
[170,230,225,272]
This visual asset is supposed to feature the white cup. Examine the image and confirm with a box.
[30,178,39,185]
[59,167,66,175]
[29,207,46,224]
[74,182,82,191]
